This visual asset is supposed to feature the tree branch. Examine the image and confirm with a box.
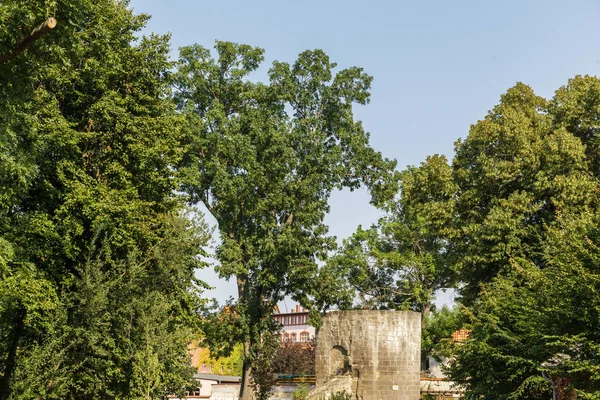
[0,18,57,64]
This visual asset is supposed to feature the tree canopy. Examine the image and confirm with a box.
[448,211,600,399]
[447,77,600,399]
[3,1,600,398]
[328,154,455,313]
[326,154,456,369]
[174,41,397,399]
[452,82,597,305]
[327,77,600,397]
[0,1,210,398]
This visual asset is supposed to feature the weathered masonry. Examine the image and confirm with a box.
[315,310,421,400]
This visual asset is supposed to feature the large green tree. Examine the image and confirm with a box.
[447,77,600,399]
[327,155,456,369]
[329,155,455,313]
[174,42,397,399]
[0,1,209,398]
[452,82,597,304]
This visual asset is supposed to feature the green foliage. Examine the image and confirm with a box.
[318,391,352,400]
[293,381,310,400]
[449,211,600,399]
[248,321,281,400]
[0,1,210,398]
[329,155,455,314]
[174,41,397,398]
[327,154,456,372]
[447,77,600,399]
[452,82,596,304]
[272,340,316,376]
[421,306,462,364]
[193,343,244,376]
[550,75,600,177]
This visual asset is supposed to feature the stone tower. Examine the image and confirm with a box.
[315,310,421,400]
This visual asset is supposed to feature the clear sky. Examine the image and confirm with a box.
[129,0,600,308]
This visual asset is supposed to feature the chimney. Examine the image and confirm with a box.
[296,305,300,312]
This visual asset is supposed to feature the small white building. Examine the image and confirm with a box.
[168,373,241,399]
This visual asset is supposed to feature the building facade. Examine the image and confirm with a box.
[272,304,315,343]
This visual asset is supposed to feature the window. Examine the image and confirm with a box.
[291,315,297,325]
[291,333,297,342]
[200,364,212,373]
[301,332,309,342]
[189,386,201,396]
[284,333,289,342]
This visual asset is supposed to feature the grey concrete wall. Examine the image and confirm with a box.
[315,310,421,400]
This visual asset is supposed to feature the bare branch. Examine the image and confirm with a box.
[0,18,57,64]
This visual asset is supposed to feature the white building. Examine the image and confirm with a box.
[168,373,240,399]
[272,305,315,343]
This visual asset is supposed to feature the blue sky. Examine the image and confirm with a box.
[129,0,600,308]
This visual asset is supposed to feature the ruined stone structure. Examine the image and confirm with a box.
[315,310,421,400]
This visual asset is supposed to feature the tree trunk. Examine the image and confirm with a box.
[554,376,577,400]
[239,342,253,400]
[237,274,253,400]
[0,309,25,400]
[420,302,431,372]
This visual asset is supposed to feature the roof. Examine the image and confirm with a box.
[273,304,308,316]
[193,373,241,383]
[451,329,470,342]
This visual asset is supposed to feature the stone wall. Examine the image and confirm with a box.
[420,378,465,397]
[209,384,240,400]
[270,384,316,400]
[307,376,353,399]
[315,310,421,400]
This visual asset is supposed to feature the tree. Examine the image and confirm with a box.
[452,82,597,305]
[191,343,244,376]
[550,75,600,178]
[327,155,456,368]
[446,78,600,399]
[0,1,209,398]
[174,41,397,399]
[448,211,600,399]
[272,340,316,376]
[421,306,462,370]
